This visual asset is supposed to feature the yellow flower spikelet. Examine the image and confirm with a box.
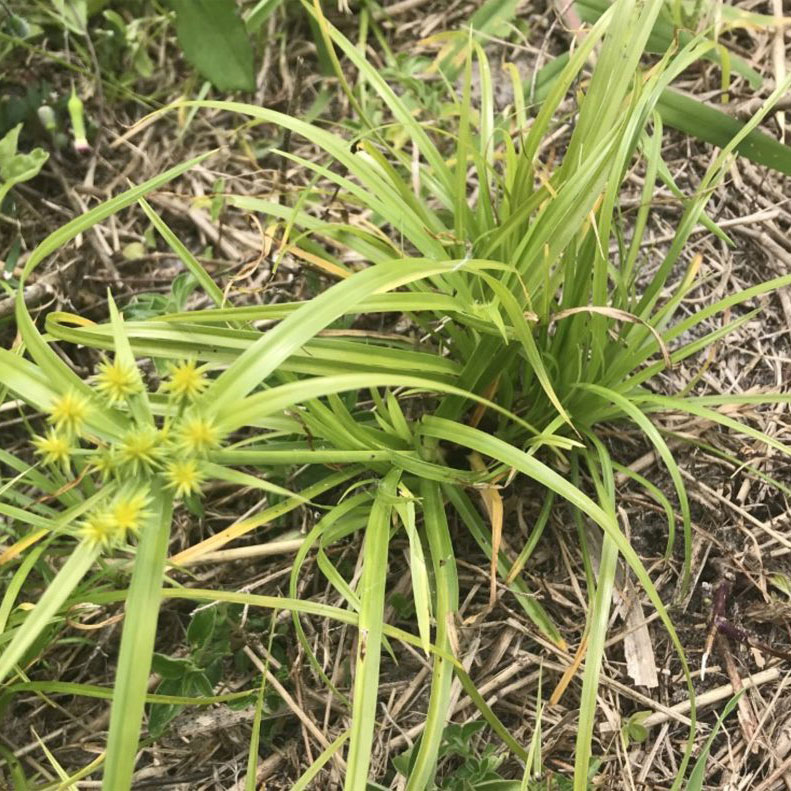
[93,358,142,405]
[162,360,209,402]
[48,391,90,436]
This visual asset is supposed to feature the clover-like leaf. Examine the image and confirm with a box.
[0,124,49,206]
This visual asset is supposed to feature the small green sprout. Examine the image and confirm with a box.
[93,357,143,405]
[68,87,90,154]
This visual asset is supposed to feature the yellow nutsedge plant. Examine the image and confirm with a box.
[78,509,118,549]
[118,427,163,475]
[164,458,206,499]
[48,390,91,436]
[92,356,143,405]
[32,428,73,470]
[177,412,222,456]
[161,359,210,402]
[109,489,150,537]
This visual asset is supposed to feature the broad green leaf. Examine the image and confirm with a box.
[173,0,255,92]
[0,124,48,206]
[657,88,791,175]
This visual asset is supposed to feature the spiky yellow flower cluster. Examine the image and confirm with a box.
[78,490,150,549]
[177,413,220,455]
[33,428,72,468]
[164,459,206,498]
[49,391,90,436]
[119,427,163,475]
[33,392,93,472]
[91,446,117,481]
[92,357,143,405]
[161,359,209,402]
[34,357,224,555]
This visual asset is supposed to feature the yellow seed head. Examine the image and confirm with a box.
[164,459,205,498]
[178,414,220,455]
[110,490,150,536]
[33,429,72,468]
[119,428,162,474]
[93,357,143,405]
[78,509,118,549]
[91,446,118,481]
[162,360,209,402]
[48,391,90,436]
